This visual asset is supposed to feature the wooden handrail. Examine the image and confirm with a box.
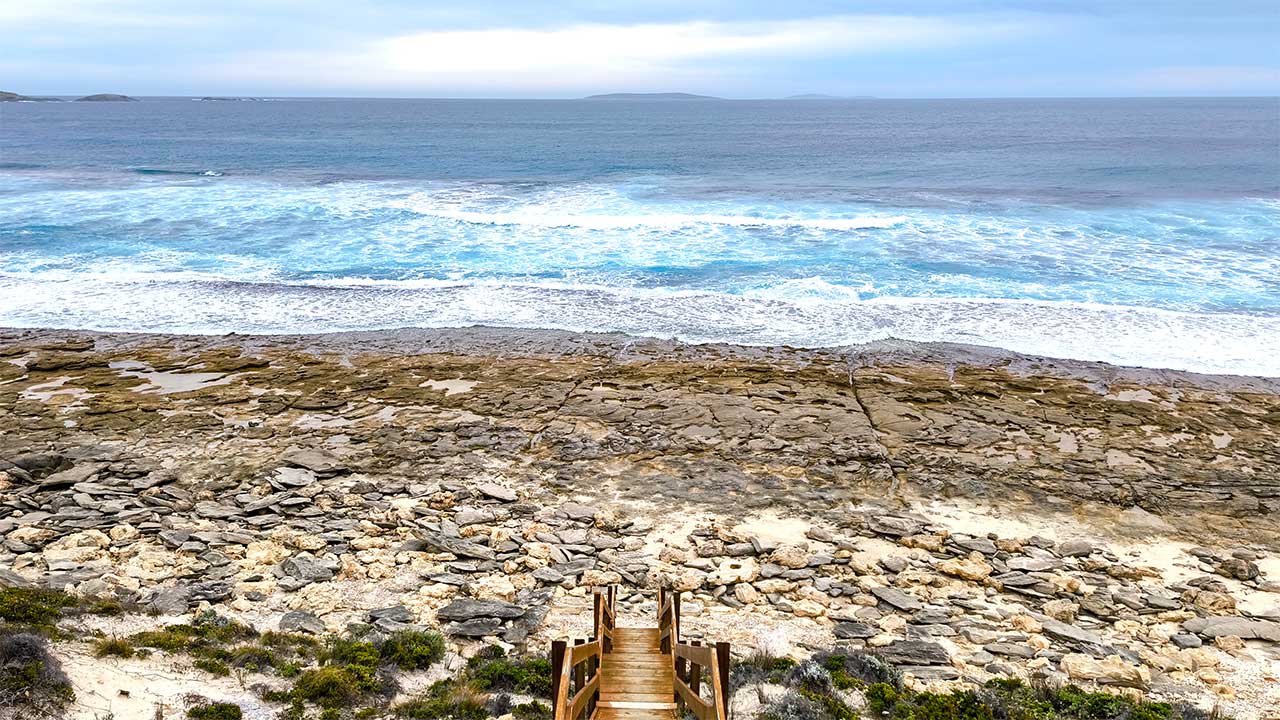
[661,587,730,720]
[552,586,617,720]
[551,638,601,720]
[673,640,731,720]
[593,586,616,654]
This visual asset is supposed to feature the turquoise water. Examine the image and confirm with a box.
[1,97,1277,374]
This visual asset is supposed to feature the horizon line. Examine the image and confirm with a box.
[5,92,1279,101]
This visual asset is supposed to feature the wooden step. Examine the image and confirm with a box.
[596,707,676,720]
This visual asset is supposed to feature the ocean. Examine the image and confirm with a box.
[1,97,1277,375]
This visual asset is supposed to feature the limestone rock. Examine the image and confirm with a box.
[1059,654,1150,689]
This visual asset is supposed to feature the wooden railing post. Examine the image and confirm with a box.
[573,637,585,700]
[690,639,702,702]
[551,640,566,717]
[587,650,598,718]
[674,590,682,645]
[716,641,731,712]
[592,592,601,642]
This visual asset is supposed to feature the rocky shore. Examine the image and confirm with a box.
[1,327,1277,718]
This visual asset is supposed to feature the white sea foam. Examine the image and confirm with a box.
[1,275,1277,377]
[413,208,906,231]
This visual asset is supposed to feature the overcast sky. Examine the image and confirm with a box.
[2,0,1278,98]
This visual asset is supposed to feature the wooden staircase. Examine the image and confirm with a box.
[551,587,729,720]
[598,627,675,719]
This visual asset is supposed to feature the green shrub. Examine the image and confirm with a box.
[93,636,136,658]
[295,666,363,708]
[466,649,552,697]
[392,679,487,719]
[511,701,551,720]
[194,657,231,676]
[866,682,899,715]
[380,630,445,670]
[229,645,277,672]
[187,702,244,720]
[0,587,76,627]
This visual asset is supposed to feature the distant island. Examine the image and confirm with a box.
[584,92,720,100]
[0,91,62,102]
[198,96,263,102]
[75,93,136,102]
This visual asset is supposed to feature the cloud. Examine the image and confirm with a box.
[204,15,1039,93]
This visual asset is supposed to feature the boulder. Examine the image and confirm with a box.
[1059,653,1150,689]
[874,640,949,666]
[1183,616,1280,642]
[437,598,525,622]
[871,586,922,612]
[280,610,326,634]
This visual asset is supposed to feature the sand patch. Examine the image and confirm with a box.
[58,644,279,720]
[20,376,95,404]
[420,378,479,395]
[734,513,811,544]
[110,360,240,394]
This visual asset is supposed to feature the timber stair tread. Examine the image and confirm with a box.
[599,624,674,718]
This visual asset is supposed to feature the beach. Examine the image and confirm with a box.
[3,326,1278,717]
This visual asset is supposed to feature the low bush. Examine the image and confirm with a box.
[511,700,551,720]
[0,632,75,715]
[392,679,487,719]
[0,588,76,630]
[466,647,553,697]
[187,701,244,720]
[194,657,231,677]
[92,636,136,658]
[380,630,446,670]
[294,666,364,708]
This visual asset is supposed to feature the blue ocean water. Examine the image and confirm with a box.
[1,97,1278,374]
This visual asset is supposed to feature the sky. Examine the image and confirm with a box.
[2,0,1278,98]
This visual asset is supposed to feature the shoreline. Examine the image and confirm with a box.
[5,324,1280,391]
[4,323,1278,544]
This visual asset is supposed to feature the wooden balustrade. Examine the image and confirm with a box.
[672,640,730,720]
[552,587,617,720]
[551,638,602,720]
[659,587,730,720]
